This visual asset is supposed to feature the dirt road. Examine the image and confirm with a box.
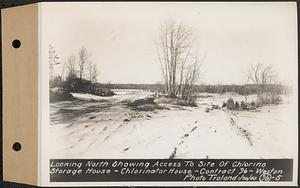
[49,89,297,159]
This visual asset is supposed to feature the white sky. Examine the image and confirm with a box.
[41,2,297,85]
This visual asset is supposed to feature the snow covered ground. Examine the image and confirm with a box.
[49,89,297,159]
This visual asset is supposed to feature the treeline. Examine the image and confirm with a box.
[95,83,291,95]
[194,84,291,95]
[49,45,115,102]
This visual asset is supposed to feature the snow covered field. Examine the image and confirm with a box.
[49,89,297,159]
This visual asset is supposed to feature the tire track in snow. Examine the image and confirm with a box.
[169,124,199,159]
[229,113,253,146]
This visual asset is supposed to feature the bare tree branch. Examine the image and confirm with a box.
[156,20,204,99]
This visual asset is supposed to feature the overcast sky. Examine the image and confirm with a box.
[41,2,297,85]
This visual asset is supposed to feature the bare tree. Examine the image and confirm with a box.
[49,44,60,81]
[78,47,89,80]
[156,20,203,99]
[87,61,99,84]
[88,61,93,83]
[66,54,77,79]
[180,54,203,99]
[60,60,66,82]
[91,64,99,84]
[247,63,276,93]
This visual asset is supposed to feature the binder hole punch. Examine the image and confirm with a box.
[12,39,21,48]
[12,142,22,151]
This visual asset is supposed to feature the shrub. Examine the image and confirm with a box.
[256,100,263,108]
[248,101,257,110]
[128,97,156,107]
[186,96,197,107]
[271,94,282,104]
[64,78,92,93]
[127,97,166,111]
[235,101,240,109]
[50,76,63,88]
[174,96,197,107]
[63,76,115,97]
[89,88,115,97]
[257,92,282,105]
[50,87,74,103]
[240,100,248,110]
[226,98,235,110]
[212,104,220,109]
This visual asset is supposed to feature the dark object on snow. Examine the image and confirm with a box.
[186,97,197,107]
[226,98,235,110]
[249,101,257,110]
[64,77,115,96]
[50,87,74,102]
[176,97,198,107]
[128,97,156,107]
[212,104,220,109]
[89,88,115,97]
[205,103,219,113]
[222,102,226,108]
[240,100,248,110]
[205,107,210,113]
[169,147,177,159]
[235,101,240,109]
[124,118,130,122]
[128,97,166,111]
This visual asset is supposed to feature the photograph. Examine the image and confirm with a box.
[45,2,298,160]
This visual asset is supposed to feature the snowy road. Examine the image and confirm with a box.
[49,89,297,159]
